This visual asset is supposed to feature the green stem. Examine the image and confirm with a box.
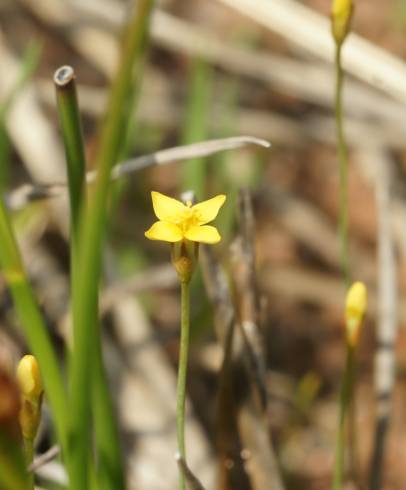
[23,437,34,490]
[333,345,355,490]
[334,43,350,288]
[177,280,191,490]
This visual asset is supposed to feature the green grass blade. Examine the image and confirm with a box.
[68,2,155,489]
[0,40,42,191]
[0,433,30,490]
[181,59,212,199]
[0,199,68,453]
[212,77,240,240]
[0,40,42,121]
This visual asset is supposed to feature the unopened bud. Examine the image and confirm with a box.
[171,240,198,284]
[16,355,43,440]
[17,355,42,400]
[331,0,353,45]
[345,281,367,347]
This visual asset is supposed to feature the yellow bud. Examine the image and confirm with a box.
[19,399,41,440]
[331,0,353,45]
[16,355,43,400]
[345,281,367,347]
[16,355,43,441]
[171,240,198,284]
[332,0,352,18]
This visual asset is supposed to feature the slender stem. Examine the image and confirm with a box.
[23,437,34,490]
[335,42,361,487]
[333,345,355,490]
[177,280,191,490]
[334,43,350,288]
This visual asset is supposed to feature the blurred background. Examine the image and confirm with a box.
[1,0,406,489]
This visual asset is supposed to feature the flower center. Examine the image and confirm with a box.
[176,203,202,233]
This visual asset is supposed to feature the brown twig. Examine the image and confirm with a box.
[200,242,243,490]
[200,189,285,490]
[229,190,284,490]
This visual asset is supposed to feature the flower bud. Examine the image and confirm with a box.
[171,240,198,284]
[345,281,367,347]
[331,0,353,45]
[16,355,43,440]
[17,355,42,400]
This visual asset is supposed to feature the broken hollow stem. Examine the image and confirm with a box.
[177,279,191,490]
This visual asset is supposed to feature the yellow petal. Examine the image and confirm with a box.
[185,225,221,244]
[145,221,183,242]
[192,194,226,225]
[151,191,186,222]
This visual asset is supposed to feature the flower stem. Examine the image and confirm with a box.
[333,345,355,490]
[23,437,34,490]
[177,279,191,490]
[334,42,350,288]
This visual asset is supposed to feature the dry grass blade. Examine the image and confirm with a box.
[112,136,269,177]
[217,0,406,104]
[67,3,406,128]
[6,136,270,209]
[30,445,60,472]
[369,148,398,489]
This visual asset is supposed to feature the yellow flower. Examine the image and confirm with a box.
[145,192,226,244]
[345,281,367,347]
